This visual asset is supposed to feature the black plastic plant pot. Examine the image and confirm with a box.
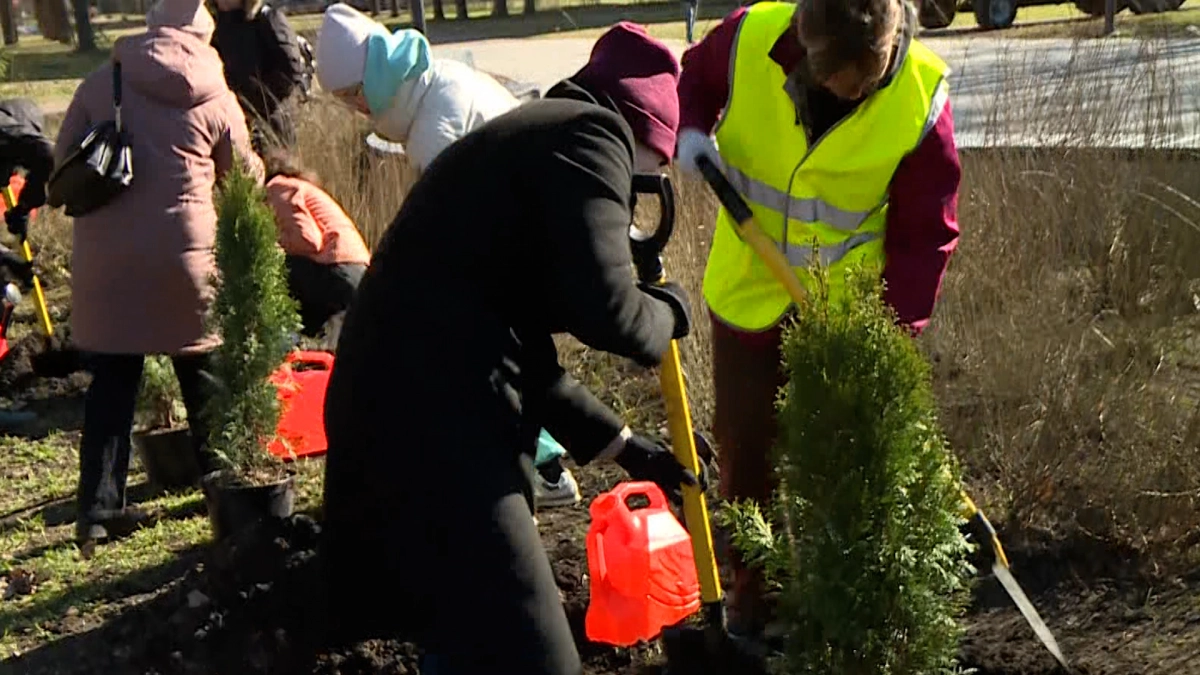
[202,475,296,541]
[133,428,201,492]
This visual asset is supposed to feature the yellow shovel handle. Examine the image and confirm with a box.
[2,185,54,337]
[660,335,723,605]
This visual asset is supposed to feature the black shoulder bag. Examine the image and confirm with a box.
[46,61,134,217]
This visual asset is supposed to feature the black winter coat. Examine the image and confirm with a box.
[322,79,677,538]
[211,5,305,137]
[0,99,54,214]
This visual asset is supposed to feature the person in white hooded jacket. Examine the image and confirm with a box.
[315,3,584,509]
[315,3,518,174]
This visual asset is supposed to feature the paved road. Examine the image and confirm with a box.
[433,36,1200,148]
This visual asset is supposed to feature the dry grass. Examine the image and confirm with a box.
[22,37,1200,567]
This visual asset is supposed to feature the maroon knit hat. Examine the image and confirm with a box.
[573,22,681,163]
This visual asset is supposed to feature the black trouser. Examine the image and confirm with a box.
[285,256,366,338]
[323,454,580,675]
[77,352,220,523]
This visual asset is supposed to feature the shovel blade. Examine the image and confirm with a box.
[992,562,1071,671]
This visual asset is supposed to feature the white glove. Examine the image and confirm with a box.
[675,128,720,176]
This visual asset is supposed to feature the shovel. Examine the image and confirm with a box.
[1,184,54,338]
[628,174,771,675]
[694,155,1071,671]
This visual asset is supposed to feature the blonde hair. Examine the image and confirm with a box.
[797,0,904,81]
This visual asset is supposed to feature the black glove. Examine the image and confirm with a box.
[615,433,699,502]
[0,248,33,290]
[6,207,28,240]
[639,280,691,340]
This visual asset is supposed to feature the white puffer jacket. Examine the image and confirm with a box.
[373,58,519,173]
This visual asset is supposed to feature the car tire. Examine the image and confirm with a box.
[920,0,959,28]
[974,0,1018,29]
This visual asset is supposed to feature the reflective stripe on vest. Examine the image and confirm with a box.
[702,1,951,332]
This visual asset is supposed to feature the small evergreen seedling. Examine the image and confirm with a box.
[720,264,973,675]
[136,355,185,430]
[205,161,302,481]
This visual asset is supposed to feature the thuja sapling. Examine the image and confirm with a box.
[204,159,302,484]
[718,264,974,675]
[136,354,185,430]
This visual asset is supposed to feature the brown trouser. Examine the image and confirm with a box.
[711,312,788,630]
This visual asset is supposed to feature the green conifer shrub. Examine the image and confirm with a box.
[135,355,185,429]
[205,161,302,480]
[718,265,974,675]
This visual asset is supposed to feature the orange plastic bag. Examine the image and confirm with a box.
[267,350,333,460]
[585,481,701,646]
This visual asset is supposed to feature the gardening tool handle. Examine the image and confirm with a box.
[694,157,809,307]
[661,336,723,605]
[630,173,676,285]
[960,491,1011,569]
[1,185,53,338]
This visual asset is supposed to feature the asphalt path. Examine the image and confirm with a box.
[432,35,1200,148]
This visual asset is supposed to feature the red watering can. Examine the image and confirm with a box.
[585,481,701,646]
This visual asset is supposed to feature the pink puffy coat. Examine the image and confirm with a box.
[56,26,262,355]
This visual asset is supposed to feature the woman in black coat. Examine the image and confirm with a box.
[210,0,308,150]
[321,23,691,675]
[0,98,54,240]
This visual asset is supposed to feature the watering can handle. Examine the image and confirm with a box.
[610,481,669,511]
[286,350,334,369]
[588,531,607,582]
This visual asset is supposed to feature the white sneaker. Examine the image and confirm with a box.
[534,467,582,508]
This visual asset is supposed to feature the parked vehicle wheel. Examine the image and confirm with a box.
[1074,0,1110,15]
[974,0,1018,29]
[920,0,959,28]
[1127,0,1181,13]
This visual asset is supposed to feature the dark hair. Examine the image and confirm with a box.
[262,147,320,187]
[797,0,903,81]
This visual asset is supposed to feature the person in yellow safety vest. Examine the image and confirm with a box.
[674,0,962,640]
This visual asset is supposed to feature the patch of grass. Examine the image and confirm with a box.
[0,428,324,658]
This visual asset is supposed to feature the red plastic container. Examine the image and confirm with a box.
[267,350,333,460]
[585,481,701,646]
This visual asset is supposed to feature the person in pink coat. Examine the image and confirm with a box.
[55,0,262,546]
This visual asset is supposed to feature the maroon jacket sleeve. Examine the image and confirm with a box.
[677,7,749,134]
[882,98,962,336]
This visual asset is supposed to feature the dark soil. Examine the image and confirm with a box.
[0,327,89,435]
[6,458,1200,675]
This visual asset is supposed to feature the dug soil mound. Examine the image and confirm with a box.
[0,327,89,434]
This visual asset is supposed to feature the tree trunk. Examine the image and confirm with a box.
[72,0,96,51]
[369,0,381,15]
[433,0,445,20]
[523,0,534,14]
[454,0,467,19]
[491,0,507,17]
[1,0,18,46]
[390,0,399,16]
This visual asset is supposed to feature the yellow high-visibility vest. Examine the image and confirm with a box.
[703,1,951,332]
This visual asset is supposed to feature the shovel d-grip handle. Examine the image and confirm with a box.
[1,185,53,338]
[629,173,676,285]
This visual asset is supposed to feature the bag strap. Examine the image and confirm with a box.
[112,61,123,131]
